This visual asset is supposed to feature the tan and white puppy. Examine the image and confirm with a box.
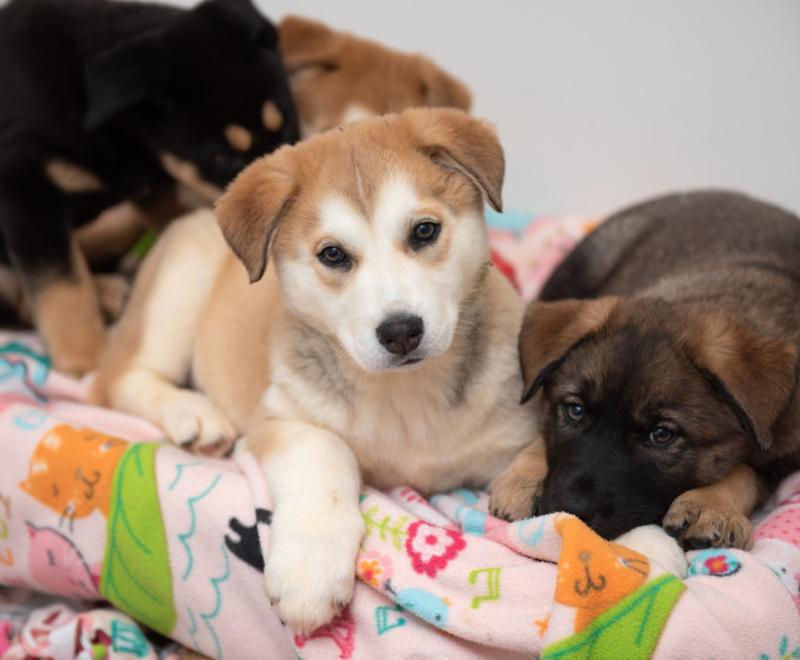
[92,109,540,633]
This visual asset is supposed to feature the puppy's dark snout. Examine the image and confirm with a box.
[547,473,605,526]
[376,313,424,355]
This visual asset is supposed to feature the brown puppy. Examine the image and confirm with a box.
[491,190,800,550]
[278,15,471,136]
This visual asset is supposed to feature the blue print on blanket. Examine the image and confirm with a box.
[485,208,538,233]
[453,504,488,536]
[0,342,51,409]
[393,587,450,629]
[687,548,742,577]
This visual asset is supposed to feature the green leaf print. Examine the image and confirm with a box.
[543,574,686,660]
[363,506,409,551]
[100,443,176,634]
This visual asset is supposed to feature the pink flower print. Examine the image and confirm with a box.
[294,606,355,659]
[405,520,466,577]
[688,548,741,577]
[357,551,393,589]
[705,555,731,575]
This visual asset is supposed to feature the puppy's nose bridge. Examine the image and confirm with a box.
[551,472,602,524]
[376,313,424,355]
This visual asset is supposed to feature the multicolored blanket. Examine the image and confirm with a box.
[1,213,799,659]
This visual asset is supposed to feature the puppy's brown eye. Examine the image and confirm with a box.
[410,220,441,248]
[562,402,584,423]
[648,426,675,445]
[317,245,350,269]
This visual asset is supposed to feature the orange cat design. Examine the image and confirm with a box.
[554,515,650,632]
[19,424,128,527]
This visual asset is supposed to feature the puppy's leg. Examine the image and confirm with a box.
[249,418,364,634]
[489,440,548,520]
[0,178,105,375]
[75,201,148,265]
[0,265,25,323]
[92,211,236,454]
[663,464,764,550]
[32,243,107,376]
[615,525,688,578]
[93,273,130,321]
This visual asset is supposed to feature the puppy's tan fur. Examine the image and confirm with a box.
[93,109,538,632]
[28,240,106,376]
[279,16,471,137]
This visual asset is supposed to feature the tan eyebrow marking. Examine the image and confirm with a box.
[45,159,103,193]
[262,101,284,132]
[224,124,253,152]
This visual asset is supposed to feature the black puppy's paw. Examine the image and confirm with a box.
[489,470,544,522]
[663,494,753,550]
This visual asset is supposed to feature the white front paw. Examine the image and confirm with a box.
[160,391,237,454]
[265,509,364,634]
[616,524,688,578]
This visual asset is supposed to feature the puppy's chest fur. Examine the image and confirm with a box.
[260,275,534,494]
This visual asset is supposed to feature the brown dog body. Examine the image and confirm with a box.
[493,191,800,549]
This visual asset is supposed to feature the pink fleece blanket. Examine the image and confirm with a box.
[0,340,799,659]
[1,213,799,659]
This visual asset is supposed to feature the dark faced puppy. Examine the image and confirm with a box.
[492,191,800,549]
[85,0,299,193]
[0,0,297,374]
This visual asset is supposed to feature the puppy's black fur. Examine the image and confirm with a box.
[0,0,298,357]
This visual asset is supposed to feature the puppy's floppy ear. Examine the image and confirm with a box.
[418,56,472,112]
[195,0,278,48]
[83,37,164,129]
[215,154,296,283]
[278,15,340,74]
[684,313,798,450]
[519,297,619,403]
[404,108,504,212]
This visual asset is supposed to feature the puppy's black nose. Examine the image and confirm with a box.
[376,314,424,355]
[545,474,602,526]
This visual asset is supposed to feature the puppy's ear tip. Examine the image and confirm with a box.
[247,264,268,284]
[519,385,535,405]
[753,430,773,451]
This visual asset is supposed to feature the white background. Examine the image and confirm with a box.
[170,0,800,217]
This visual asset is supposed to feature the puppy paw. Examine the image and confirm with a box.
[51,343,105,378]
[663,495,753,550]
[489,468,544,521]
[43,308,106,377]
[94,274,130,321]
[615,524,688,578]
[265,509,364,635]
[160,391,237,456]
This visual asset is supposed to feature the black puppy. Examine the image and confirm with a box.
[0,0,298,374]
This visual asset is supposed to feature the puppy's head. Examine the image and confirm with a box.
[83,0,299,198]
[278,16,472,137]
[518,297,798,539]
[216,108,502,373]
